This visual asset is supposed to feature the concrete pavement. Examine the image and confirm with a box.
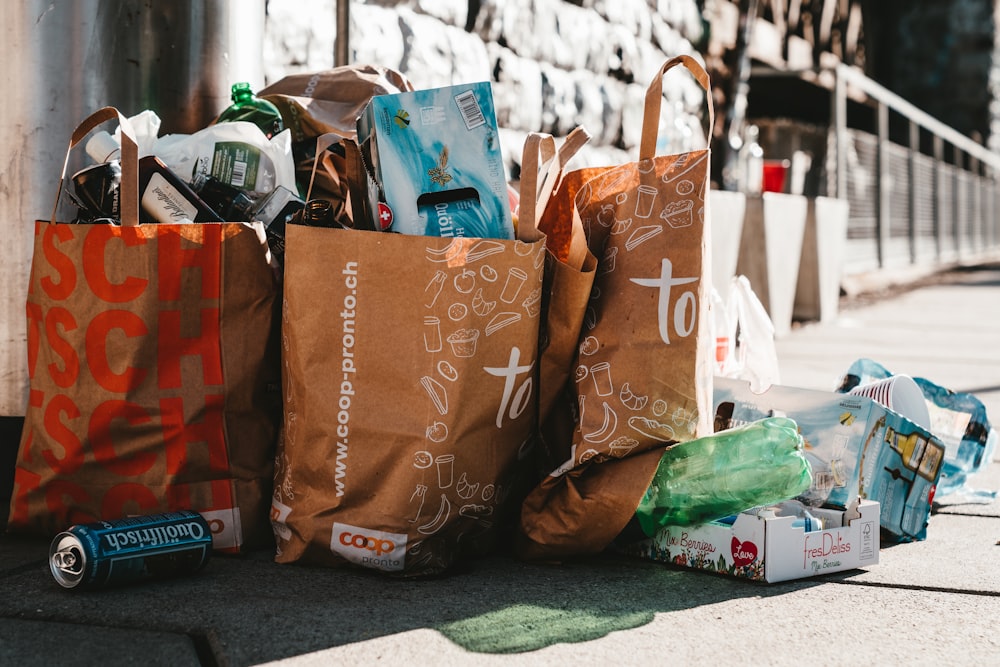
[2,263,999,666]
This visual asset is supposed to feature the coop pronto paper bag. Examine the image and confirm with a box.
[273,221,546,575]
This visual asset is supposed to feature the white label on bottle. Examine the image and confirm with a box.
[142,172,198,223]
[212,142,261,192]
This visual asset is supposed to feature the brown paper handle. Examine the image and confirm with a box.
[517,133,558,240]
[306,132,344,202]
[558,125,591,167]
[518,125,592,240]
[640,55,715,161]
[53,106,140,226]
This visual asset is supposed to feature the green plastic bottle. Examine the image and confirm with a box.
[635,417,813,535]
[216,82,284,138]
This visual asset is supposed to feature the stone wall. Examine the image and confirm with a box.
[263,0,710,175]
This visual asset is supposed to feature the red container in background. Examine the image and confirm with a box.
[762,160,789,193]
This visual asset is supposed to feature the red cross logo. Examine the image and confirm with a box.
[377,203,393,231]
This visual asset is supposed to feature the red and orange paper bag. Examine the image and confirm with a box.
[7,108,281,552]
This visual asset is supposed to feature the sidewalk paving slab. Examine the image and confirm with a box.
[2,264,999,666]
[0,619,203,666]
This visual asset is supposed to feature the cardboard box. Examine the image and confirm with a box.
[623,499,880,583]
[357,81,514,239]
[713,377,945,542]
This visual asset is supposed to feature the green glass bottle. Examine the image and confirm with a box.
[635,417,813,535]
[216,82,284,138]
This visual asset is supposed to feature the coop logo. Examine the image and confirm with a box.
[331,522,406,572]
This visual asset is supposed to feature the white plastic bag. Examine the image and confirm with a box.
[153,122,297,196]
[713,275,780,392]
[109,110,162,157]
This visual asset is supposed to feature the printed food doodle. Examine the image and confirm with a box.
[566,150,709,467]
[406,237,543,542]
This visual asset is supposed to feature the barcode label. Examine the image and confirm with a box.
[232,160,247,188]
[813,471,836,492]
[454,90,485,130]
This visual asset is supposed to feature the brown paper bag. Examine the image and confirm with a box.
[568,54,714,464]
[259,64,414,143]
[272,202,547,575]
[259,65,414,226]
[6,108,281,552]
[516,128,597,473]
[518,55,716,560]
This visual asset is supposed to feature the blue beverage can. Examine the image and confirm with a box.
[48,510,212,590]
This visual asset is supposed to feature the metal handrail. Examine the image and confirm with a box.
[831,63,1000,199]
[829,63,1000,273]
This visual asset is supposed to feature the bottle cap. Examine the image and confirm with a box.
[85,131,121,164]
[231,82,253,101]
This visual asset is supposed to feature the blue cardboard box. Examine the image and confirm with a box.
[357,81,513,239]
[714,377,945,542]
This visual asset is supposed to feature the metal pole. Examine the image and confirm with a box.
[994,184,999,251]
[0,0,265,416]
[932,134,944,260]
[908,120,918,264]
[336,0,350,67]
[953,151,962,261]
[972,156,983,255]
[876,100,889,268]
[831,65,848,200]
[722,0,759,191]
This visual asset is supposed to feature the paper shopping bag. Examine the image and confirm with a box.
[567,54,715,464]
[516,128,598,473]
[5,108,281,552]
[518,55,717,560]
[272,219,546,576]
[260,65,415,225]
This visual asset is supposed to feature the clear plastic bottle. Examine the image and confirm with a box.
[233,186,305,260]
[742,124,764,195]
[190,173,303,258]
[70,131,124,221]
[216,82,284,139]
[634,417,813,534]
[85,130,122,164]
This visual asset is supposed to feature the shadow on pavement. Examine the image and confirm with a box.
[0,535,851,664]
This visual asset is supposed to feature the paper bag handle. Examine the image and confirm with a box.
[53,107,140,226]
[305,132,345,202]
[517,133,557,241]
[640,55,715,161]
[518,125,591,240]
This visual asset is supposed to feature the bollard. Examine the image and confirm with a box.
[735,192,808,338]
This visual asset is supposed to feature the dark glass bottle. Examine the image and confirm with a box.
[71,161,122,221]
[137,156,224,224]
[294,199,344,229]
[191,173,255,220]
[233,186,305,259]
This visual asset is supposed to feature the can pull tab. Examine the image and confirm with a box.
[52,547,83,573]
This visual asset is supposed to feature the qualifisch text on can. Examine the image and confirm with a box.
[49,510,212,590]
